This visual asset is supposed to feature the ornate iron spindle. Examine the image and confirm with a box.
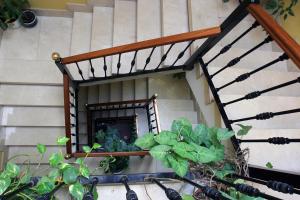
[223,77,300,106]
[130,50,138,73]
[117,53,122,75]
[170,40,194,67]
[103,56,107,77]
[89,59,95,78]
[75,62,85,80]
[216,54,289,91]
[229,108,300,124]
[210,36,273,78]
[151,178,182,200]
[205,21,260,66]
[155,43,175,70]
[143,47,156,71]
[83,177,99,200]
[121,176,138,200]
[238,137,300,145]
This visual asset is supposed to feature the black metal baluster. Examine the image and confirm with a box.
[216,54,289,91]
[205,21,260,66]
[103,56,108,77]
[155,43,175,70]
[229,108,300,124]
[89,59,95,78]
[210,36,273,78]
[121,176,138,200]
[117,53,122,75]
[223,77,300,106]
[75,62,85,80]
[238,137,300,144]
[170,40,194,67]
[130,50,138,73]
[143,47,156,71]
[83,177,99,200]
[151,178,182,200]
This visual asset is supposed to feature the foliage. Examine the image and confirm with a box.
[266,162,273,168]
[0,0,29,30]
[0,136,101,199]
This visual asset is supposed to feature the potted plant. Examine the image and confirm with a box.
[20,9,37,28]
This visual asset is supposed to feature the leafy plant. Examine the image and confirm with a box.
[0,136,101,200]
[0,0,29,30]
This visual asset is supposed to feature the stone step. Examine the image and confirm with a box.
[157,99,194,111]
[208,67,300,102]
[0,60,62,85]
[0,107,64,127]
[69,12,92,80]
[161,0,190,66]
[221,95,300,129]
[136,0,161,71]
[91,6,114,77]
[0,85,63,106]
[159,111,198,130]
[112,0,137,74]
[239,129,300,173]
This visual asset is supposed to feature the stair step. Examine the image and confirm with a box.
[87,85,99,104]
[222,95,300,129]
[112,0,137,74]
[161,0,189,66]
[135,78,148,99]
[98,84,110,103]
[157,99,194,111]
[136,0,161,71]
[69,12,92,79]
[0,60,62,85]
[0,85,63,106]
[91,6,114,77]
[1,107,64,127]
[4,127,65,146]
[159,111,198,130]
[209,67,300,100]
[238,129,300,173]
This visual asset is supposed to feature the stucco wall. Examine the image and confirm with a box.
[281,0,300,43]
[29,0,87,10]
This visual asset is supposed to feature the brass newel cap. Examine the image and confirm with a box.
[52,52,61,61]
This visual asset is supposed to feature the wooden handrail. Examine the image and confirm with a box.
[61,27,221,64]
[73,151,149,157]
[248,4,300,68]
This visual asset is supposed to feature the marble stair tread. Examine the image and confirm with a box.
[91,6,114,77]
[221,95,300,129]
[0,85,63,106]
[159,111,198,130]
[112,0,137,74]
[136,0,161,71]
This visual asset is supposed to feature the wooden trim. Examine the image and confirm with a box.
[61,27,221,64]
[73,151,149,157]
[152,96,161,133]
[248,4,300,69]
[86,98,150,108]
[63,74,72,155]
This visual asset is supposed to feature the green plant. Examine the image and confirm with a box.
[0,136,101,200]
[0,0,29,30]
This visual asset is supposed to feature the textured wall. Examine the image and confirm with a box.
[29,0,87,10]
[282,0,300,44]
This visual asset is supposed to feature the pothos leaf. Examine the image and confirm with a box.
[49,153,63,167]
[5,162,20,178]
[266,162,273,169]
[63,166,79,184]
[35,177,55,194]
[0,176,11,195]
[82,146,92,153]
[79,165,90,178]
[57,136,70,145]
[92,143,101,149]
[69,182,84,200]
[236,124,252,136]
[37,143,46,155]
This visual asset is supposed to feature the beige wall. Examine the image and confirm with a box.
[29,0,87,10]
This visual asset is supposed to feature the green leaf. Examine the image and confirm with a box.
[19,173,30,184]
[92,143,101,149]
[36,177,55,194]
[210,145,225,162]
[63,166,79,184]
[220,191,237,200]
[171,118,193,140]
[57,136,70,145]
[190,143,218,163]
[172,142,198,162]
[183,194,195,200]
[193,124,209,146]
[69,182,84,200]
[0,176,11,195]
[150,145,172,160]
[214,164,235,179]
[217,128,235,141]
[167,154,189,177]
[236,124,252,136]
[79,165,90,178]
[266,162,273,169]
[93,187,98,200]
[48,169,60,181]
[59,163,72,171]
[82,146,92,153]
[208,127,222,148]
[37,143,46,155]
[154,131,178,145]
[5,162,20,178]
[49,153,63,167]
[75,158,84,166]
[134,133,157,149]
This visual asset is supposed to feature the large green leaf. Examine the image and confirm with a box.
[0,176,11,195]
[57,136,70,145]
[154,131,178,145]
[37,143,46,155]
[48,169,60,182]
[167,154,189,177]
[183,194,195,200]
[236,124,252,136]
[36,177,55,194]
[172,142,198,162]
[190,143,218,163]
[134,133,157,149]
[82,146,92,153]
[92,143,101,149]
[150,145,171,160]
[5,162,20,178]
[49,153,63,167]
[210,145,225,162]
[171,118,193,141]
[193,124,209,146]
[63,166,79,184]
[217,128,235,141]
[69,182,84,200]
[79,165,90,178]
[208,127,222,148]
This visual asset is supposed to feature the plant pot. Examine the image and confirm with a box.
[20,10,38,28]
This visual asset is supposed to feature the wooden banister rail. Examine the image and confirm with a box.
[61,27,221,64]
[248,4,300,68]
